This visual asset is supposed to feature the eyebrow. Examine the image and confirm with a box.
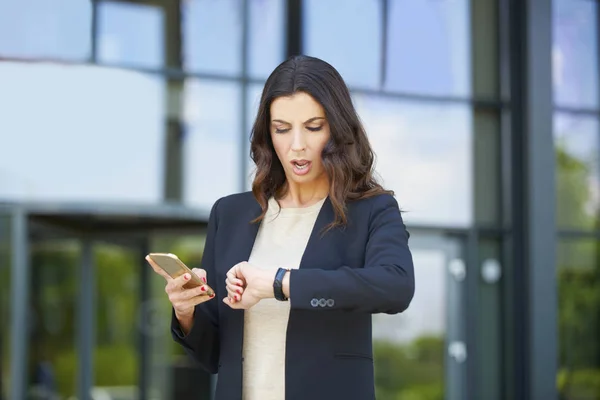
[271,117,325,125]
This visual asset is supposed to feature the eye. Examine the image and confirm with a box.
[274,127,290,134]
[306,126,323,132]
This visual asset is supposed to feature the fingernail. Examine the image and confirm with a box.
[210,293,215,298]
[184,274,190,280]
[235,295,239,301]
[237,289,242,294]
[202,277,207,283]
[201,286,206,291]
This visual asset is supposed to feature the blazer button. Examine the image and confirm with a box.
[310,298,319,307]
[326,299,335,307]
[318,298,327,307]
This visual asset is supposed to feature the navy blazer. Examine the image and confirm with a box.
[171,191,415,400]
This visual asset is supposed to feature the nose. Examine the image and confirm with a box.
[291,130,306,152]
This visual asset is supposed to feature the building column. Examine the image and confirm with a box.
[9,208,29,400]
[507,0,557,398]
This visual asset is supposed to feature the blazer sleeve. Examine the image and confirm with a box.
[288,194,415,314]
[170,198,221,374]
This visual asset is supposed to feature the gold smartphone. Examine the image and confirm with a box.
[147,253,214,296]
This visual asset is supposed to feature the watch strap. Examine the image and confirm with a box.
[273,267,288,301]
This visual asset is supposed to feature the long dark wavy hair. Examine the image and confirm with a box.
[249,55,393,230]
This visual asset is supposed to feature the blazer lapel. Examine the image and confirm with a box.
[237,200,262,263]
[298,196,335,270]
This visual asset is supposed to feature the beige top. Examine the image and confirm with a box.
[242,197,325,400]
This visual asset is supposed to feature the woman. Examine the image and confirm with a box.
[147,55,415,400]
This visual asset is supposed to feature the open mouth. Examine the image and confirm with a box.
[293,161,310,170]
[291,160,312,175]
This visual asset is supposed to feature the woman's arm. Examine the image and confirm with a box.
[288,194,415,314]
[171,198,222,373]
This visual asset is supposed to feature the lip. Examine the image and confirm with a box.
[290,159,312,176]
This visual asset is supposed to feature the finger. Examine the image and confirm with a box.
[145,256,172,281]
[226,270,245,287]
[184,292,215,308]
[226,281,243,297]
[191,268,208,284]
[178,285,210,300]
[226,287,241,302]
[166,273,192,293]
[223,296,241,309]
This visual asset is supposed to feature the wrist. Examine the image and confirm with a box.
[251,269,278,299]
[282,270,290,299]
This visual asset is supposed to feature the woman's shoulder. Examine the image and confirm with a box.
[349,192,399,213]
[211,191,256,211]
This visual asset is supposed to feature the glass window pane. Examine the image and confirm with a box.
[245,83,264,190]
[0,62,165,203]
[27,239,79,398]
[182,0,243,76]
[94,244,139,395]
[385,0,471,97]
[557,239,600,399]
[183,80,242,209]
[0,0,92,61]
[353,95,473,227]
[553,0,599,108]
[303,0,382,89]
[373,235,462,398]
[554,113,599,230]
[97,1,164,68]
[248,0,285,79]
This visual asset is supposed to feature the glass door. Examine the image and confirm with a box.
[373,233,466,400]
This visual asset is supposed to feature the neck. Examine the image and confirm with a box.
[281,175,329,207]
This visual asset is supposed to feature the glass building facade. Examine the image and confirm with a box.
[0,0,597,399]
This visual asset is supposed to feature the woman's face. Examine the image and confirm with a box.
[269,92,331,186]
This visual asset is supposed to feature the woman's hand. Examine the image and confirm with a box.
[146,256,214,321]
[223,261,277,310]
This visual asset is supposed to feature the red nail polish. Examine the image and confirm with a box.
[237,289,242,294]
[202,277,206,283]
[184,274,190,280]
[235,295,239,301]
[201,286,206,291]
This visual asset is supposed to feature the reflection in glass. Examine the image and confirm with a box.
[553,0,599,108]
[27,240,79,399]
[385,0,470,97]
[373,247,446,398]
[93,243,139,397]
[0,0,92,61]
[353,95,473,227]
[182,0,242,75]
[183,80,242,209]
[303,0,382,88]
[0,62,165,203]
[248,0,285,79]
[0,215,10,400]
[554,113,599,230]
[97,1,164,68]
[149,234,212,399]
[557,239,600,399]
[245,84,264,190]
